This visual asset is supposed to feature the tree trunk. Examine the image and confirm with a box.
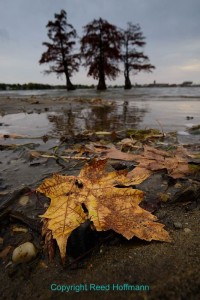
[124,45,132,89]
[65,72,75,90]
[66,78,75,90]
[124,75,132,89]
[97,76,106,90]
[97,67,106,90]
[97,31,106,91]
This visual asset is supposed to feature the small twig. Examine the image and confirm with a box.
[8,211,41,233]
[41,154,92,160]
[155,119,165,136]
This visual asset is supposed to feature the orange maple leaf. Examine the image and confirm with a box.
[37,159,171,262]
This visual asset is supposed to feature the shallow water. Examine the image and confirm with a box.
[1,86,200,99]
[0,87,200,144]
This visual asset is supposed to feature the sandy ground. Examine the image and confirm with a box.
[0,95,200,300]
[0,94,77,114]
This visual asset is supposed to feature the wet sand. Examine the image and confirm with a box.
[0,94,200,300]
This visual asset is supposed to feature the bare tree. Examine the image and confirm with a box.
[80,18,122,90]
[39,10,80,90]
[122,23,155,89]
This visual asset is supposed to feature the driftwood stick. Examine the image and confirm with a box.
[41,154,92,160]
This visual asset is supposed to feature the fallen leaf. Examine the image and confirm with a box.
[37,159,171,263]
[103,146,138,161]
[70,144,136,161]
[127,167,152,184]
[29,150,41,158]
[118,138,138,150]
[84,144,190,180]
[126,128,164,140]
[128,145,190,180]
[37,174,87,262]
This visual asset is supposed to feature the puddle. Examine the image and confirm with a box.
[0,103,148,137]
[0,101,200,145]
[0,97,199,194]
[0,112,56,137]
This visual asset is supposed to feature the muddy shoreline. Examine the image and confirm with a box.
[0,95,200,299]
[0,95,82,114]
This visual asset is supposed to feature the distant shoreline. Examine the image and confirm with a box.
[1,82,200,91]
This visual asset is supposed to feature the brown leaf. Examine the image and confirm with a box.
[29,151,41,158]
[37,159,171,263]
[128,145,190,180]
[127,166,152,184]
[118,138,138,149]
[103,147,138,161]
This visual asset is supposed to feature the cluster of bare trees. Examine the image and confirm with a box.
[39,10,155,90]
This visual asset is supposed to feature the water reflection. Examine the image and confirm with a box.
[48,108,76,136]
[121,101,148,129]
[48,101,149,136]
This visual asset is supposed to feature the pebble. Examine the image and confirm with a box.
[184,228,192,233]
[12,242,38,264]
[174,183,182,189]
[174,222,183,229]
[18,195,29,206]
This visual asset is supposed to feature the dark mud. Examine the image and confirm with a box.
[0,95,200,300]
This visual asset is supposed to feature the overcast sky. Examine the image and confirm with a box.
[0,0,200,85]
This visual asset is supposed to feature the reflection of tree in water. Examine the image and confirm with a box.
[47,101,149,136]
[83,101,148,131]
[121,100,148,129]
[48,108,75,136]
[84,106,116,131]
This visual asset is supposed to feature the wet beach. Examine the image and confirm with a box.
[0,87,200,300]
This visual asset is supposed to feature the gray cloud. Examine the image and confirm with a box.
[0,0,200,84]
[0,28,9,41]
